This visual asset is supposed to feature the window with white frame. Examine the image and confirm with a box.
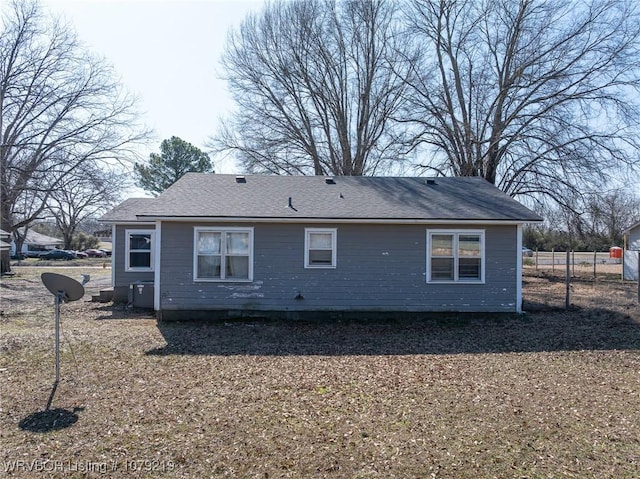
[305,228,337,268]
[194,227,253,281]
[125,229,155,271]
[427,230,484,282]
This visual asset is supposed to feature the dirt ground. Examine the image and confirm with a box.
[1,265,639,478]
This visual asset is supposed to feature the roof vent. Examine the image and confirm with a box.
[325,177,336,185]
[426,179,437,185]
[235,176,246,183]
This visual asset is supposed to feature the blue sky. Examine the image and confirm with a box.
[43,0,266,174]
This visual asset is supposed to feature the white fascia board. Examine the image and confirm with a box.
[104,221,156,226]
[136,216,542,225]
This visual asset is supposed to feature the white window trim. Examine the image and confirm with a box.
[193,227,254,282]
[125,229,155,272]
[304,228,337,269]
[426,229,485,283]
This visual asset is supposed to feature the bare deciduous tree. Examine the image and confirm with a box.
[48,166,128,249]
[580,188,640,247]
[525,186,640,250]
[0,0,148,271]
[404,0,640,208]
[6,182,47,263]
[215,0,416,176]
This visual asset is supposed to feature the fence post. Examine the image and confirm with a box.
[535,248,539,271]
[552,248,555,273]
[566,250,571,309]
[593,250,597,279]
[572,250,575,277]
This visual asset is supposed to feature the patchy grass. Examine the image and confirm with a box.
[0,266,639,478]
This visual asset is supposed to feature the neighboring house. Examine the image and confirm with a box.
[0,229,10,252]
[10,230,64,256]
[623,221,640,281]
[100,174,543,320]
[0,229,10,275]
[93,228,112,243]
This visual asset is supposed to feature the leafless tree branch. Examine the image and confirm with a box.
[212,0,417,176]
[404,0,640,206]
[0,0,149,266]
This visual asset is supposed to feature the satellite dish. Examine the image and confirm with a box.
[41,273,85,386]
[41,273,84,302]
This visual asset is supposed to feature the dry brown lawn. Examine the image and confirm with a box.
[1,265,639,478]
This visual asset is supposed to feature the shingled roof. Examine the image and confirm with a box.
[101,174,542,223]
[100,198,156,223]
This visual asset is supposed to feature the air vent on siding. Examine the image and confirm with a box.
[426,179,437,185]
[325,177,336,184]
[235,176,246,183]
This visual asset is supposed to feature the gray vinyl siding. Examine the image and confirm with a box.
[112,224,155,301]
[157,222,519,314]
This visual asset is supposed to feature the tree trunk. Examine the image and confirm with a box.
[13,229,26,259]
[0,250,10,275]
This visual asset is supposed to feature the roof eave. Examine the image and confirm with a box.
[99,219,157,225]
[623,221,640,234]
[133,215,543,225]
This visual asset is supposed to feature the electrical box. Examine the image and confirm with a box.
[129,282,154,309]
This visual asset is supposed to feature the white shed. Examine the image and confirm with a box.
[623,221,640,281]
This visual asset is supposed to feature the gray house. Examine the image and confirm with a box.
[101,174,542,320]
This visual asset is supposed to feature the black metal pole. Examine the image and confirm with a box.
[566,251,571,309]
[55,291,62,385]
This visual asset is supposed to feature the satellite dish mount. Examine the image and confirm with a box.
[41,273,85,385]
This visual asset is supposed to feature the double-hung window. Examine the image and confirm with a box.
[125,229,154,271]
[427,230,484,282]
[194,227,253,281]
[305,228,337,268]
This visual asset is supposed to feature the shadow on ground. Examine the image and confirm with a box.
[17,382,85,433]
[94,305,155,321]
[146,306,640,357]
[19,408,81,433]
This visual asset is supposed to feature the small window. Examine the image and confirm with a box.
[194,228,253,281]
[427,230,484,282]
[125,229,154,271]
[305,228,337,268]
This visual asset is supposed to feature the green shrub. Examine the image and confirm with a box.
[70,233,100,251]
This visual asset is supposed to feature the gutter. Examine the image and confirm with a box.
[131,216,543,225]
